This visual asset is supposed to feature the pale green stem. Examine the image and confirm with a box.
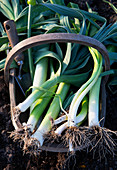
[68,48,102,126]
[16,75,59,112]
[30,58,48,112]
[55,96,88,135]
[54,96,88,125]
[88,76,102,127]
[27,85,57,132]
[32,82,70,146]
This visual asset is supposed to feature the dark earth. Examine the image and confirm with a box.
[0,0,117,169]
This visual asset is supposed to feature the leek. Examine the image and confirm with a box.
[25,58,56,132]
[87,69,117,157]
[31,82,70,146]
[68,48,102,127]
[27,85,57,132]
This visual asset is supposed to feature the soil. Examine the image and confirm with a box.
[0,0,117,169]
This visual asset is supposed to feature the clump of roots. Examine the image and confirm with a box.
[45,125,117,158]
[10,124,32,151]
[10,107,42,155]
[84,126,117,159]
[61,126,90,151]
[10,127,42,156]
[44,125,62,144]
[44,126,91,151]
[10,125,31,140]
[23,137,42,156]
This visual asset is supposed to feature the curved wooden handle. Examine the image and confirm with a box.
[4,33,110,84]
[4,20,24,64]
